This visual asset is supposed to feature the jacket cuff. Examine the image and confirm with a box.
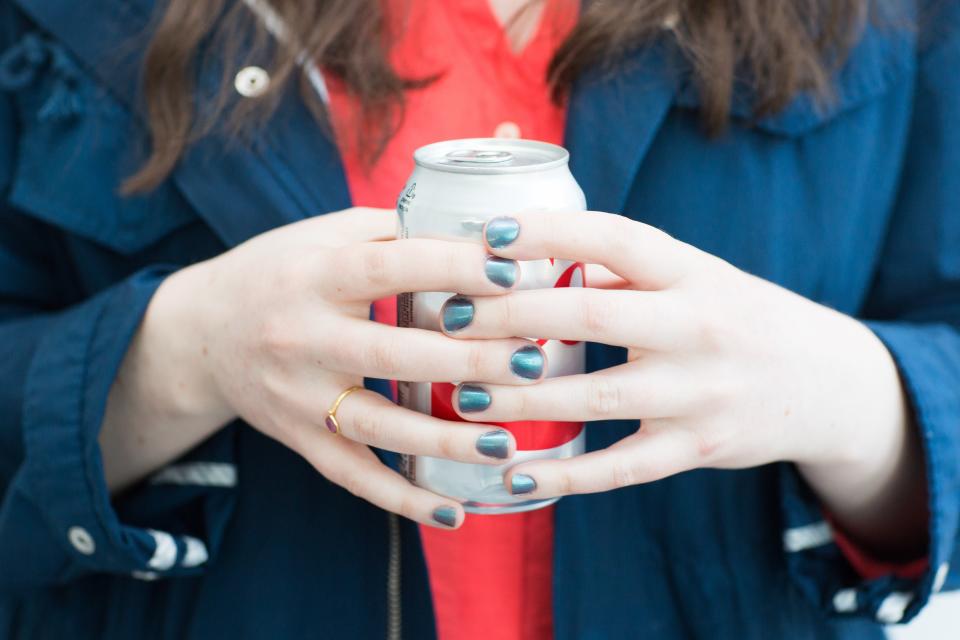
[779,320,958,625]
[0,267,237,586]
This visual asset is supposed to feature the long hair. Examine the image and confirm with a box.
[123,0,868,193]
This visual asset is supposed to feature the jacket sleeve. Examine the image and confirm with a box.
[0,6,236,589]
[779,5,960,625]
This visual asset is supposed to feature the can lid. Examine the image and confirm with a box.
[414,138,569,174]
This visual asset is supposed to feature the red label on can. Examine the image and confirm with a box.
[430,382,583,450]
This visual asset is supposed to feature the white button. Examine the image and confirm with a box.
[68,526,95,555]
[933,562,950,593]
[876,591,914,624]
[661,11,680,30]
[494,121,521,139]
[832,588,858,613]
[234,66,270,98]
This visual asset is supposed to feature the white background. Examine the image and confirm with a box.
[888,591,960,640]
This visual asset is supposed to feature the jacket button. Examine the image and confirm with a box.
[494,121,521,139]
[234,66,271,97]
[68,526,95,555]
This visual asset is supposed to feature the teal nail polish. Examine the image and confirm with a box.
[510,345,544,379]
[432,506,458,527]
[486,217,520,248]
[511,474,537,495]
[476,430,510,459]
[442,297,474,332]
[485,257,518,288]
[458,384,492,413]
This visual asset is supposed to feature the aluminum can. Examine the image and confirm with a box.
[396,138,586,514]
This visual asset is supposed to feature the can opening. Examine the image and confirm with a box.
[445,149,514,164]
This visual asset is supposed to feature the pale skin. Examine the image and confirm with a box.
[101,205,925,553]
[100,0,926,554]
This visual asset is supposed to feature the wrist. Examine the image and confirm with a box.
[133,261,235,424]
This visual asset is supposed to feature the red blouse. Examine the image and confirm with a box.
[327,3,927,639]
[329,3,577,639]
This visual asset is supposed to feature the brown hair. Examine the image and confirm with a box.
[124,0,869,194]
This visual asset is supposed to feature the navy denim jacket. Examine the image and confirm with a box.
[0,0,958,638]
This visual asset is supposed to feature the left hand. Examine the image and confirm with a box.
[440,211,911,500]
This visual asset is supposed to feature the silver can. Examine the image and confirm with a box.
[396,138,587,514]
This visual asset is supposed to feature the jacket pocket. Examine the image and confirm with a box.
[672,19,917,137]
[1,32,195,254]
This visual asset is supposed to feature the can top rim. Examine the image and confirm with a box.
[413,138,569,174]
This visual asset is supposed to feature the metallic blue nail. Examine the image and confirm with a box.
[510,474,537,495]
[432,506,458,527]
[510,345,544,379]
[442,297,474,332]
[458,384,492,413]
[486,217,520,248]
[485,257,518,288]
[476,430,510,459]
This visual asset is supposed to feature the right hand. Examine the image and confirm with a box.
[170,207,544,528]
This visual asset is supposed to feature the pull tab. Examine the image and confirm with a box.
[445,149,514,164]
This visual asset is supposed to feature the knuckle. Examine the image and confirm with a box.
[695,315,727,350]
[397,494,418,520]
[581,292,614,336]
[465,342,486,379]
[499,293,518,330]
[556,469,574,495]
[258,315,297,357]
[436,430,459,460]
[586,377,622,418]
[610,461,639,489]
[359,245,392,287]
[362,339,404,375]
[351,410,386,444]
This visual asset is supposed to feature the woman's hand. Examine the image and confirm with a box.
[443,211,926,554]
[102,207,546,529]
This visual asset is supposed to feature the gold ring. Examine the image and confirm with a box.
[325,386,363,435]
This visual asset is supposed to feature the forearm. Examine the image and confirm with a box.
[100,263,235,492]
[796,324,928,560]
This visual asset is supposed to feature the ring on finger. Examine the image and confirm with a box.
[325,386,364,435]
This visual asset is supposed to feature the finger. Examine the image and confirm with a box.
[296,431,466,529]
[584,263,629,289]
[504,427,699,498]
[484,212,703,289]
[334,389,516,463]
[324,239,520,301]
[440,288,692,351]
[321,320,548,384]
[294,207,398,246]
[451,362,699,422]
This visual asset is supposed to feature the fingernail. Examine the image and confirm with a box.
[442,297,474,332]
[485,257,518,288]
[432,506,458,527]
[476,430,510,459]
[510,474,537,495]
[510,345,544,379]
[458,384,492,413]
[486,217,520,248]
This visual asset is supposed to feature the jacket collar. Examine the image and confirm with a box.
[564,41,677,214]
[13,0,675,247]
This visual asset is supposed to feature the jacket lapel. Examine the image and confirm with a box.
[13,0,350,249]
[565,41,677,214]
